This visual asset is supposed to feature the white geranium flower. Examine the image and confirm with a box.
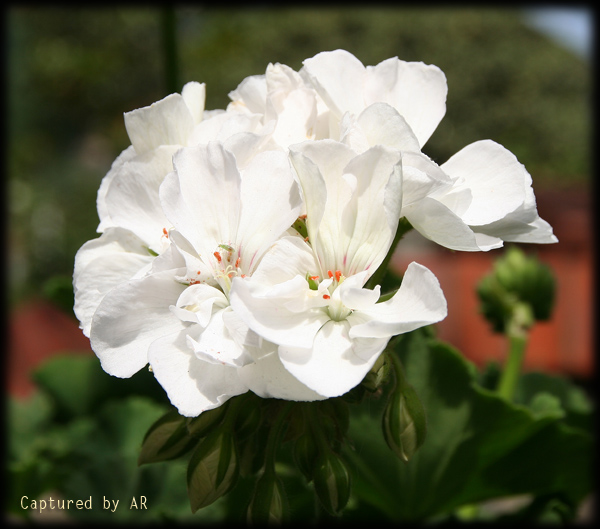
[229,140,447,398]
[88,141,312,416]
[335,101,557,251]
[74,81,269,338]
[74,82,208,336]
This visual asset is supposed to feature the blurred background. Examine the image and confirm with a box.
[6,6,592,398]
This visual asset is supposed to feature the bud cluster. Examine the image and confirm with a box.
[138,347,429,520]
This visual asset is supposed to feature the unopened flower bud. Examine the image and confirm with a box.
[293,433,319,482]
[312,451,351,516]
[138,409,197,465]
[382,363,427,463]
[478,246,555,334]
[362,353,390,392]
[247,470,289,525]
[187,429,239,512]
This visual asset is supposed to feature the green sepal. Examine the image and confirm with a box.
[233,393,263,441]
[138,409,197,466]
[305,272,319,290]
[292,215,308,240]
[186,403,228,439]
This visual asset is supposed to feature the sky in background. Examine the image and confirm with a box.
[523,7,593,59]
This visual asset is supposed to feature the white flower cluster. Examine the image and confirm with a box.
[74,50,556,416]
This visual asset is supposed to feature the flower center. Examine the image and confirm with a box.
[213,243,244,295]
[306,269,352,322]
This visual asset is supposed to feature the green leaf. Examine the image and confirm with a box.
[32,354,168,420]
[514,371,593,434]
[345,330,593,522]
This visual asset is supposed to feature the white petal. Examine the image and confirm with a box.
[278,320,385,398]
[364,57,447,147]
[342,145,403,276]
[475,214,558,244]
[239,346,326,401]
[301,49,366,118]
[349,262,447,339]
[124,93,194,154]
[290,140,357,271]
[171,283,228,326]
[187,307,254,368]
[401,151,454,206]
[148,328,247,417]
[236,150,303,273]
[181,81,206,125]
[188,111,263,147]
[104,146,178,251]
[266,233,319,277]
[90,269,187,378]
[339,278,380,312]
[440,140,530,226]
[73,228,153,337]
[228,275,329,349]
[228,74,268,115]
[404,196,503,251]
[96,146,137,232]
[160,142,241,261]
[355,102,421,152]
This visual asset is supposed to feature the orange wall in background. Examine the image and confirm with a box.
[393,188,593,378]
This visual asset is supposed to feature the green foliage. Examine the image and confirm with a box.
[7,356,221,523]
[344,330,593,522]
[7,328,593,523]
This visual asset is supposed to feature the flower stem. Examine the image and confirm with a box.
[365,217,413,290]
[496,331,529,401]
[161,6,180,94]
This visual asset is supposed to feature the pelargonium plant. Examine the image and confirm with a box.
[73,50,569,523]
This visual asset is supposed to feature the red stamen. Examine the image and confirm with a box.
[241,274,246,278]
[327,270,334,278]
[235,257,241,268]
[162,228,169,237]
[310,275,319,281]
[335,270,342,282]
[214,251,222,262]
[323,294,330,300]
